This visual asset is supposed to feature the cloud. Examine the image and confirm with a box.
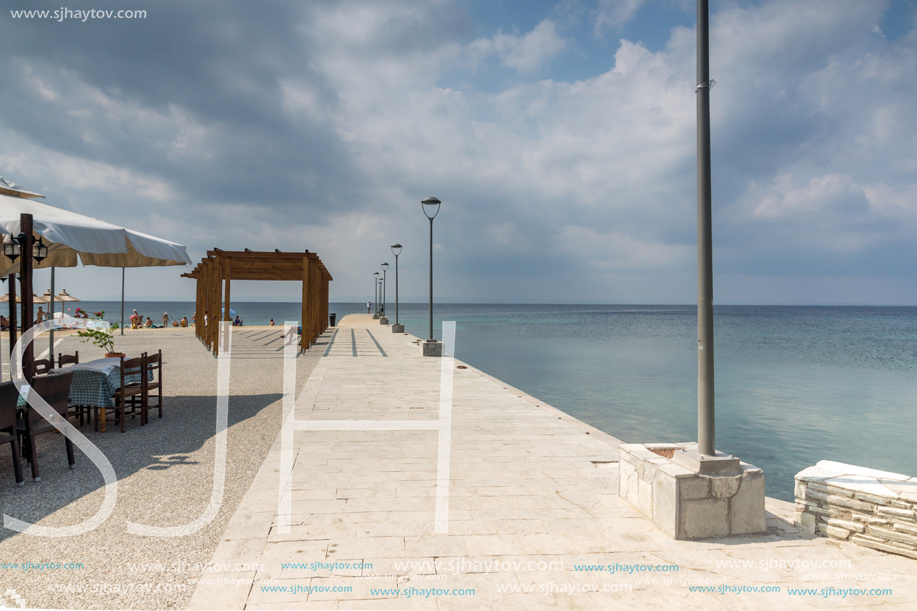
[594,0,647,34]
[0,0,915,304]
[465,19,568,74]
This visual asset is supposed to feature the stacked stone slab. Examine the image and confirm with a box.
[795,461,917,560]
[619,442,765,539]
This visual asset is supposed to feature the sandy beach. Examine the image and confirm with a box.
[0,326,320,610]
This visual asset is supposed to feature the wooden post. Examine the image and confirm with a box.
[223,258,232,354]
[20,214,34,380]
[301,254,310,352]
[8,272,17,359]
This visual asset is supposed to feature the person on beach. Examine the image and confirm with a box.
[191,312,196,326]
[234,315,241,326]
[130,309,140,328]
[36,307,45,324]
[144,317,154,328]
[270,319,275,326]
[367,301,371,314]
[1,316,8,330]
[162,312,169,328]
[180,316,188,327]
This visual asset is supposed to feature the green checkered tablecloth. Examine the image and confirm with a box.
[17,361,152,409]
[67,367,147,408]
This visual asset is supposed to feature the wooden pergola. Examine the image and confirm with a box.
[181,248,332,355]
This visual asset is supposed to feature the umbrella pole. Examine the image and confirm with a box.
[49,267,55,360]
[8,273,17,361]
[21,213,35,381]
[121,267,125,336]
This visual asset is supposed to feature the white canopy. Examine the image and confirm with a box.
[0,195,192,275]
[0,176,44,199]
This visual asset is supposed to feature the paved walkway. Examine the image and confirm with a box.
[188,315,916,610]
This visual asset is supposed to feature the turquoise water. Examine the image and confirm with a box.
[44,301,917,501]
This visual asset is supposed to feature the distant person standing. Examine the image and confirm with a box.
[162,312,169,328]
[130,309,140,328]
[36,307,46,324]
[367,301,371,314]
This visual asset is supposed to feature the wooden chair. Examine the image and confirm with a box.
[58,351,79,368]
[109,356,145,433]
[141,350,163,425]
[0,382,24,486]
[16,372,75,481]
[33,359,54,376]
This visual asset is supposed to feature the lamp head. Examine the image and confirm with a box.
[3,235,22,261]
[33,235,48,264]
[421,196,441,220]
[381,262,389,272]
[374,271,379,278]
[391,243,402,257]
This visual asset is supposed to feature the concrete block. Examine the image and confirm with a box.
[619,458,635,501]
[731,470,766,535]
[652,471,677,538]
[391,324,404,333]
[795,510,816,535]
[637,477,653,518]
[682,497,729,539]
[711,475,741,499]
[680,477,709,500]
[379,317,389,325]
[421,340,443,357]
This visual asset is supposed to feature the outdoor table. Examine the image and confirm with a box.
[53,358,147,433]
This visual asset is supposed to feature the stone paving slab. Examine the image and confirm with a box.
[188,315,917,610]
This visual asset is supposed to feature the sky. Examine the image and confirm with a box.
[1,0,916,305]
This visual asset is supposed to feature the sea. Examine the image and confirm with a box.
[33,301,917,502]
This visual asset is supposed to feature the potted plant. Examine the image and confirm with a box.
[76,310,124,358]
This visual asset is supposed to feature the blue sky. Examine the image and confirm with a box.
[1,0,916,304]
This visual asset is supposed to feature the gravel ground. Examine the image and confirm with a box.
[0,326,322,610]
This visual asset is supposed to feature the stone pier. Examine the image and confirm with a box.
[188,314,917,610]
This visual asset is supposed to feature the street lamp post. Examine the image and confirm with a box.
[391,244,404,333]
[373,272,380,319]
[421,197,443,357]
[380,262,389,324]
[697,0,715,458]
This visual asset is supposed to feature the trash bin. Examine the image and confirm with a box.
[329,313,337,327]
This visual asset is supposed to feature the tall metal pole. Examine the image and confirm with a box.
[49,267,55,357]
[120,267,125,335]
[394,254,399,324]
[374,277,378,314]
[382,269,386,317]
[697,0,715,457]
[428,217,434,341]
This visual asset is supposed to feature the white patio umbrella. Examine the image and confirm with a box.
[0,195,192,365]
[0,177,44,199]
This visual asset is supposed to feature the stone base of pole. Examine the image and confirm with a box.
[379,317,389,325]
[372,313,380,319]
[391,323,404,333]
[421,339,443,357]
[618,442,765,539]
